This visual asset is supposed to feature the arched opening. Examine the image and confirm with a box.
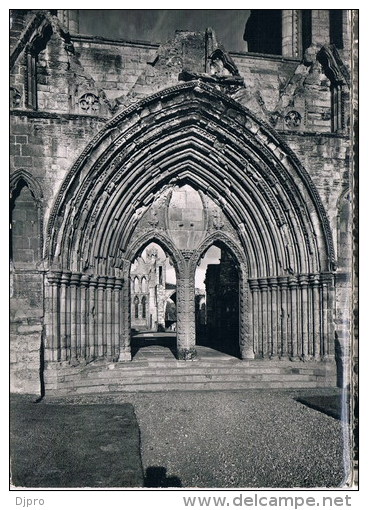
[129,241,177,359]
[10,178,41,267]
[44,82,335,372]
[195,243,241,358]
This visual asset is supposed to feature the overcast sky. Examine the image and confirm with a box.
[79,9,250,52]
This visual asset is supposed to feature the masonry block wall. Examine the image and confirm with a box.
[10,9,355,394]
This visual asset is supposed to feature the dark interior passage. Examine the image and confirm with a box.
[196,245,240,358]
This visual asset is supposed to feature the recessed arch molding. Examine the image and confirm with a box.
[44,81,336,365]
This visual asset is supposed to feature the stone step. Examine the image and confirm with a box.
[63,372,328,388]
[44,357,336,395]
[50,377,336,395]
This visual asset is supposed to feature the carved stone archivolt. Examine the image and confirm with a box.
[43,82,336,365]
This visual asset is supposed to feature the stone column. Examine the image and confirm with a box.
[176,272,197,360]
[300,274,310,360]
[289,277,299,360]
[269,277,279,358]
[278,277,289,359]
[322,272,335,361]
[311,10,330,46]
[282,9,296,57]
[59,272,71,361]
[47,272,61,362]
[106,277,115,360]
[80,274,91,361]
[88,277,98,360]
[113,278,123,361]
[259,278,268,358]
[311,274,321,360]
[69,272,81,363]
[320,273,329,360]
[240,277,253,360]
[249,280,260,357]
[97,276,107,357]
[119,263,131,361]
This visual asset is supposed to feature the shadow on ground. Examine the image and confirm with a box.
[144,466,182,487]
[296,392,350,421]
[10,395,144,488]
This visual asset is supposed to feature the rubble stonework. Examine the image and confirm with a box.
[10,10,355,395]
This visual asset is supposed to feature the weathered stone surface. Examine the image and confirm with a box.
[10,9,354,395]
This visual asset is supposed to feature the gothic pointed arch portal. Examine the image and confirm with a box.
[45,81,336,367]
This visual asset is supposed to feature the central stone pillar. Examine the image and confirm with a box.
[176,255,197,360]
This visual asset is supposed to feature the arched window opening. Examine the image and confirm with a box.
[26,49,38,109]
[330,10,343,49]
[301,10,312,54]
[331,84,343,132]
[141,276,147,293]
[134,296,139,319]
[10,178,40,266]
[141,296,147,319]
[133,276,140,293]
[25,23,52,110]
[244,10,282,55]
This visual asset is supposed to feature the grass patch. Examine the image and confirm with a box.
[10,395,144,488]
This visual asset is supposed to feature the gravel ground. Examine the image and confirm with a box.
[47,388,351,489]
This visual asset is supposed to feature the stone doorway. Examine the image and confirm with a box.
[195,244,241,358]
[130,242,177,359]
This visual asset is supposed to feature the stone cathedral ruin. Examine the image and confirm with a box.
[10,10,355,395]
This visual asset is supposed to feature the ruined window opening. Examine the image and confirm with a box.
[134,296,139,319]
[134,276,140,293]
[331,84,343,132]
[26,50,38,109]
[301,10,312,54]
[243,10,282,55]
[141,296,147,319]
[330,10,343,49]
[141,276,147,293]
[10,178,40,265]
[159,265,163,285]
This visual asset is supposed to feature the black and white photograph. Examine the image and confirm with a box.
[9,7,358,492]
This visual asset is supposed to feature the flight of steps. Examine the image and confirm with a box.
[44,348,336,395]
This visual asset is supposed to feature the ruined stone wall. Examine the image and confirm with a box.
[232,53,299,111]
[281,133,350,251]
[10,9,354,393]
[73,37,158,105]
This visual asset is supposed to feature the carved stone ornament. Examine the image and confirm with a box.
[212,209,224,230]
[79,92,100,112]
[148,208,159,227]
[284,110,302,128]
[10,87,21,108]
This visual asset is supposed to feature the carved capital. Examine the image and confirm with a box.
[60,271,72,286]
[299,274,309,287]
[181,250,195,261]
[106,277,116,290]
[248,279,259,292]
[69,272,82,286]
[47,271,62,285]
[80,274,91,287]
[258,278,269,291]
[114,277,124,290]
[268,277,278,288]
